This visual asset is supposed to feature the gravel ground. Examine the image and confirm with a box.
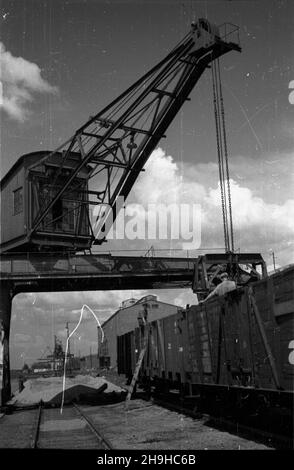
[82,399,272,450]
[0,409,36,448]
[0,398,272,449]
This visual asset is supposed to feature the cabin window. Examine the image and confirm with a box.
[13,187,23,215]
[200,20,209,32]
[63,200,76,231]
[52,198,63,230]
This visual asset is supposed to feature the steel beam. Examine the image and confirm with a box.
[0,283,12,406]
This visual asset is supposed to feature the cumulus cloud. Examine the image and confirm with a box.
[0,42,58,121]
[205,180,294,232]
[133,149,181,205]
[128,147,294,266]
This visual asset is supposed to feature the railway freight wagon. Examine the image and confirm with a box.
[118,265,294,415]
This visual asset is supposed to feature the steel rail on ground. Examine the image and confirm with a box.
[72,403,113,450]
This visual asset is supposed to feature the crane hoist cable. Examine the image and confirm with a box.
[212,59,229,251]
[211,58,234,253]
[216,59,234,253]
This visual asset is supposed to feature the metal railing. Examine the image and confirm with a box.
[219,22,240,47]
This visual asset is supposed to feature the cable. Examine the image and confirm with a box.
[211,60,229,252]
[216,59,234,252]
[211,58,234,253]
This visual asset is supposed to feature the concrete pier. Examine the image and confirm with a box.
[0,282,12,406]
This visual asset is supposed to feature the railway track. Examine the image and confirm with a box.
[72,403,113,449]
[30,402,43,448]
[30,402,113,449]
[0,395,285,450]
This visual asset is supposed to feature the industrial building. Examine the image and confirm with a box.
[98,295,181,370]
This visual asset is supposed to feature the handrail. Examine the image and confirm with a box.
[218,22,240,47]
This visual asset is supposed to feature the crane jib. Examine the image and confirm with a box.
[21,21,241,251]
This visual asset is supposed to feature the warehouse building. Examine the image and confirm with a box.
[98,295,180,370]
[79,354,99,372]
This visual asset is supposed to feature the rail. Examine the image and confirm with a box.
[30,402,43,449]
[73,403,113,449]
[28,402,113,449]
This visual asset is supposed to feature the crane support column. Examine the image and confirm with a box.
[0,282,12,406]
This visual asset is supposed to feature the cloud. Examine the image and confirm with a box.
[127,147,294,267]
[205,180,294,232]
[21,289,145,312]
[12,289,147,330]
[14,333,31,343]
[173,290,199,307]
[133,149,181,205]
[0,42,58,121]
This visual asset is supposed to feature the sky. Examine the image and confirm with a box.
[0,0,293,368]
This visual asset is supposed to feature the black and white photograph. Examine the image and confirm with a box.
[0,0,293,459]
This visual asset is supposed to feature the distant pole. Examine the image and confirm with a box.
[97,326,99,358]
[66,322,71,373]
[66,322,71,357]
[90,346,92,369]
[53,335,56,372]
[270,250,276,271]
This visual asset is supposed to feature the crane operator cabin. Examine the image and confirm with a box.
[0,151,92,253]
